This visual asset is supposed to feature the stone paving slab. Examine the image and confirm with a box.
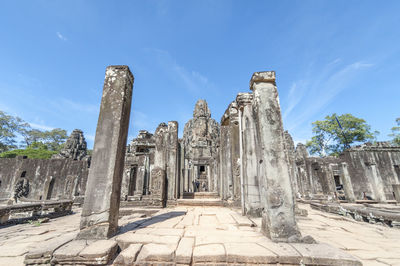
[291,243,362,266]
[136,243,176,263]
[176,237,195,264]
[113,243,143,265]
[0,205,375,265]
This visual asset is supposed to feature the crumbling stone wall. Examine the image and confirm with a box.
[293,142,400,203]
[0,129,90,204]
[340,142,400,201]
[0,157,88,202]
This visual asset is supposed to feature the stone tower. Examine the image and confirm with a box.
[182,100,219,193]
[53,129,88,161]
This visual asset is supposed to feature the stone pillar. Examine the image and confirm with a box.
[78,65,133,239]
[251,71,301,242]
[237,93,261,216]
[179,143,185,197]
[367,163,386,202]
[135,165,145,196]
[229,103,241,202]
[220,124,233,200]
[167,121,179,200]
[340,163,356,202]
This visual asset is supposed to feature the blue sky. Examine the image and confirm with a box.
[1,1,399,148]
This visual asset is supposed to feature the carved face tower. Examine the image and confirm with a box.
[183,100,220,193]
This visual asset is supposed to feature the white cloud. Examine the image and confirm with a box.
[284,60,374,131]
[149,48,213,94]
[29,122,55,131]
[56,32,67,41]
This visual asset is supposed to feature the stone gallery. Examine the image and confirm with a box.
[1,65,399,265]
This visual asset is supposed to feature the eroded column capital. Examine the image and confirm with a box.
[236,93,253,109]
[250,71,276,90]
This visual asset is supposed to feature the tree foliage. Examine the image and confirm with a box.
[0,146,57,159]
[0,111,29,152]
[388,118,400,146]
[21,128,67,151]
[306,113,378,157]
[0,110,68,156]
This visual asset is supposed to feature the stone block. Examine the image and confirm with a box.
[290,243,362,265]
[136,243,175,262]
[116,232,180,250]
[193,243,226,263]
[113,243,142,265]
[24,231,77,264]
[230,212,255,226]
[225,242,278,264]
[79,239,118,264]
[176,237,195,264]
[257,239,302,264]
[52,240,88,262]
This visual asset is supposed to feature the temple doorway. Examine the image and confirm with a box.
[128,166,137,196]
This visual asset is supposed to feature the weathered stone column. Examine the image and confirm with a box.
[167,121,179,200]
[340,163,356,202]
[78,65,133,239]
[229,103,241,202]
[220,123,233,200]
[237,93,262,216]
[251,71,301,242]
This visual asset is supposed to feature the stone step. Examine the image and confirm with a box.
[177,199,224,207]
[182,192,219,199]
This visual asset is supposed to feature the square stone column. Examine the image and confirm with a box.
[237,93,262,216]
[250,71,301,242]
[78,65,134,239]
[167,121,179,200]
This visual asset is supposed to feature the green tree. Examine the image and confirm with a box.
[0,110,29,152]
[20,128,44,147]
[306,113,378,157]
[388,118,400,146]
[0,145,57,159]
[42,128,67,151]
[1,109,68,154]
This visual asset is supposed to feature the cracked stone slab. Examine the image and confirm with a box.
[176,237,195,264]
[257,239,302,264]
[290,243,362,266]
[225,242,278,264]
[24,231,77,265]
[136,243,175,262]
[113,243,143,265]
[116,232,180,250]
[78,239,118,263]
[51,240,90,264]
[193,243,226,263]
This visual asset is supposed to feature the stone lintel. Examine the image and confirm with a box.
[250,71,276,90]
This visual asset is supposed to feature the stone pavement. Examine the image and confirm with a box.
[3,204,397,265]
[296,203,400,266]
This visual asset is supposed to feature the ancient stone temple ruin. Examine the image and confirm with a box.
[4,65,400,265]
[0,129,89,203]
[182,99,220,194]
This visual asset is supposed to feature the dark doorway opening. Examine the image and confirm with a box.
[46,178,55,200]
[394,165,400,183]
[128,167,137,196]
[334,175,341,188]
[199,165,205,172]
